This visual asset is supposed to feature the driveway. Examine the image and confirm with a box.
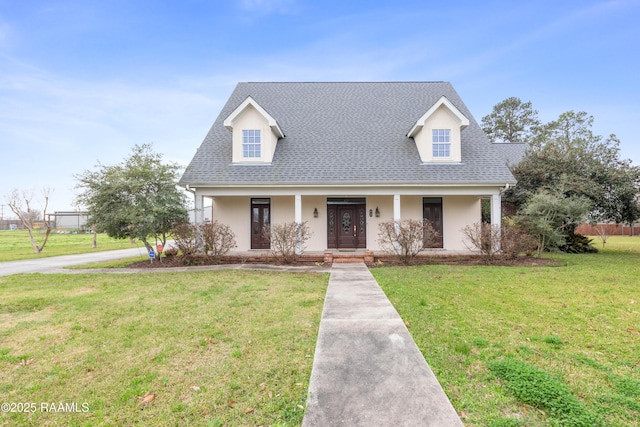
[0,247,148,277]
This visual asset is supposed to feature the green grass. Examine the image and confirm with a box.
[372,236,640,426]
[0,230,140,261]
[66,256,150,269]
[0,270,328,426]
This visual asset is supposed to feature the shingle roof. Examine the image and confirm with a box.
[179,82,517,187]
[492,142,527,167]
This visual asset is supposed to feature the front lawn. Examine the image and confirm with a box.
[373,236,640,427]
[0,270,328,426]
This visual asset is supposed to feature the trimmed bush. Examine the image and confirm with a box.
[200,221,237,259]
[462,222,501,259]
[171,222,198,255]
[377,219,439,265]
[264,221,312,264]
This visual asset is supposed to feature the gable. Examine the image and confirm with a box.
[407,96,469,163]
[223,96,284,163]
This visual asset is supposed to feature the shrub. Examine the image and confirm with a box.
[462,222,501,259]
[163,247,178,257]
[200,221,237,259]
[514,190,591,257]
[558,231,597,253]
[171,222,198,256]
[377,219,439,265]
[501,221,537,259]
[463,222,536,261]
[171,221,237,260]
[264,221,312,264]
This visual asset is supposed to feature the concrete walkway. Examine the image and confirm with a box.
[303,262,463,427]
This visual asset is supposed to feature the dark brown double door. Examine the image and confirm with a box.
[327,201,366,249]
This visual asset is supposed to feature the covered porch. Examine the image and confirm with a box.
[190,186,505,253]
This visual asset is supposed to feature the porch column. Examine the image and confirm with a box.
[491,193,501,229]
[393,195,401,251]
[194,192,204,224]
[393,194,401,222]
[294,195,302,224]
[295,194,302,254]
[491,193,502,251]
[194,191,205,252]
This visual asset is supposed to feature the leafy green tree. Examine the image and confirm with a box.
[75,144,188,254]
[481,97,541,144]
[515,189,591,257]
[505,110,640,226]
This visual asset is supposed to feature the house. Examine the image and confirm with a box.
[179,82,517,252]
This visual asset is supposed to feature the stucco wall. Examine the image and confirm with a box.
[365,195,393,251]
[303,196,327,252]
[365,195,479,251]
[210,194,481,252]
[443,196,481,250]
[212,197,251,250]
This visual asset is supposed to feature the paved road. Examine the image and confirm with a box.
[0,247,149,277]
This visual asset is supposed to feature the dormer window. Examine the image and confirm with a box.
[432,129,451,158]
[224,96,284,163]
[242,130,262,158]
[407,96,469,163]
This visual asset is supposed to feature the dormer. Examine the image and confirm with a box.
[407,96,469,163]
[223,96,284,163]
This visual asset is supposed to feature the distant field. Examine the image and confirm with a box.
[0,230,141,262]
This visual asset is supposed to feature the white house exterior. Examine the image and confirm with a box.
[179,82,516,252]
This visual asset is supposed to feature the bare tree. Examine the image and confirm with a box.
[264,221,312,264]
[171,222,198,256]
[377,219,439,265]
[5,188,53,253]
[595,225,610,248]
[463,222,536,261]
[462,222,501,260]
[200,221,237,259]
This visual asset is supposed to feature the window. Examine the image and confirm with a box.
[242,130,261,158]
[432,129,451,158]
[423,197,443,248]
[251,198,270,249]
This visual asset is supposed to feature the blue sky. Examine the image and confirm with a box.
[1,0,639,213]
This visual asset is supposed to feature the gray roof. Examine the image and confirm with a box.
[492,142,527,167]
[179,82,517,187]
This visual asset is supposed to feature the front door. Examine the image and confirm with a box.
[423,197,443,248]
[337,206,357,248]
[327,201,366,249]
[251,198,270,249]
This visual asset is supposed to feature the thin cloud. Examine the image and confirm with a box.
[0,22,10,49]
[0,60,223,210]
[238,0,298,14]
